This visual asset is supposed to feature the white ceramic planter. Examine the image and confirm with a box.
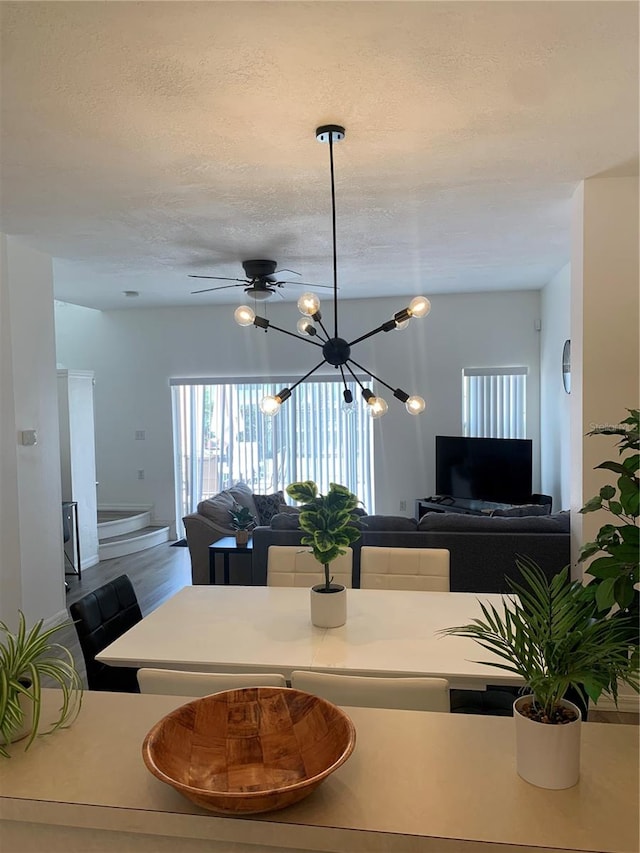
[514,695,582,789]
[310,584,347,628]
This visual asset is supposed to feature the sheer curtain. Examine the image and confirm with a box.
[171,377,374,531]
[462,366,527,438]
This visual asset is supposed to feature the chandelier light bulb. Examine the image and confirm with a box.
[296,317,315,335]
[405,395,426,415]
[234,305,255,327]
[259,395,281,416]
[368,396,389,419]
[297,292,321,317]
[408,296,431,319]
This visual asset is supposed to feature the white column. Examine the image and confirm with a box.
[0,234,66,627]
[570,177,639,575]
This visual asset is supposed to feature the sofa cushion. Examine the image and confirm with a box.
[197,490,236,529]
[228,482,260,520]
[253,490,286,525]
[491,504,551,517]
[359,515,418,531]
[270,511,301,530]
[418,511,569,533]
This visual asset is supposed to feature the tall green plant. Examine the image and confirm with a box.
[441,559,638,719]
[579,409,639,620]
[0,612,83,757]
[286,481,362,591]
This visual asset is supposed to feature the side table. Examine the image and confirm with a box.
[208,536,253,585]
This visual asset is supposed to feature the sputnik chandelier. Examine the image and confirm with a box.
[233,124,431,419]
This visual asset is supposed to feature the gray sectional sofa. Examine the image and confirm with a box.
[251,510,571,593]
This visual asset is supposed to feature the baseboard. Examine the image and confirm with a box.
[98,503,153,512]
[83,554,100,570]
[42,609,71,632]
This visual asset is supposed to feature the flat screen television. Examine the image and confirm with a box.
[435,436,533,505]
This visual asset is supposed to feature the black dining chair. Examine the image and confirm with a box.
[69,574,142,692]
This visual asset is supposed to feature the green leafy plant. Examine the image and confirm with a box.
[578,409,639,622]
[229,504,256,531]
[0,612,83,757]
[441,558,638,721]
[286,481,362,591]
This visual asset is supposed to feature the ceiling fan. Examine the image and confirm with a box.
[189,259,333,300]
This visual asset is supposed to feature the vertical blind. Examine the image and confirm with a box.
[171,377,374,532]
[462,367,527,438]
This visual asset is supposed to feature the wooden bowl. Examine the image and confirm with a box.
[142,686,356,815]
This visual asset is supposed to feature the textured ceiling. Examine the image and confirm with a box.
[1,1,638,310]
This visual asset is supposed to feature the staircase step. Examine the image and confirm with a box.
[98,510,151,540]
[99,525,170,561]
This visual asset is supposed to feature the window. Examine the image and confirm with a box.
[171,377,374,530]
[462,367,527,438]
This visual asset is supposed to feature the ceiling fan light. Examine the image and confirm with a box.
[234,305,255,327]
[408,296,431,318]
[405,395,426,415]
[297,292,321,317]
[369,396,389,419]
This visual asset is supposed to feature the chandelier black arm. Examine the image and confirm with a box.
[347,321,395,348]
[288,359,329,394]
[347,356,409,400]
[254,317,324,349]
[343,362,367,392]
[314,316,332,340]
[339,364,349,392]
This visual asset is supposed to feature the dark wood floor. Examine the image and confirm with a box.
[58,545,638,724]
[64,541,192,614]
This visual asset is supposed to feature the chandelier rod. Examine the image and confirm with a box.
[254,316,324,348]
[328,131,339,341]
[287,359,329,394]
[346,355,399,396]
[343,361,367,392]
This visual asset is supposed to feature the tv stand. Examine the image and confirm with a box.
[415,497,513,519]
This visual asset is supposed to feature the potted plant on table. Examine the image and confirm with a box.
[229,503,256,546]
[441,558,638,789]
[0,612,83,757]
[286,481,362,628]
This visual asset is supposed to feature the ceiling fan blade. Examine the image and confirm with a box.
[190,283,246,294]
[274,268,301,276]
[275,280,335,289]
[188,275,249,283]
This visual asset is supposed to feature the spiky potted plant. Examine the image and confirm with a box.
[286,481,362,628]
[0,612,83,757]
[441,558,638,789]
[229,503,255,546]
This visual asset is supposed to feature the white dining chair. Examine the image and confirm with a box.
[137,668,287,696]
[291,670,450,712]
[267,545,353,588]
[359,546,450,591]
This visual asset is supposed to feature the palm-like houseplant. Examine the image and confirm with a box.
[441,558,638,788]
[0,612,83,757]
[286,481,361,592]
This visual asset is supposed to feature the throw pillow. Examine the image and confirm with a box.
[228,482,260,521]
[359,515,418,531]
[252,491,286,526]
[197,490,235,530]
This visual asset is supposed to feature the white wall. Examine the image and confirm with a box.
[0,235,65,627]
[55,290,542,528]
[540,264,571,511]
[570,176,639,566]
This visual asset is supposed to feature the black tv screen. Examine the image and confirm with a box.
[435,436,533,505]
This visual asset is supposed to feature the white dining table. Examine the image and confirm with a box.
[97,585,523,689]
